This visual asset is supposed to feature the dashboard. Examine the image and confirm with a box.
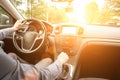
[27,21,84,57]
[54,24,83,35]
[53,24,84,56]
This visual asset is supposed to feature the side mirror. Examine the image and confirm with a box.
[0,14,9,25]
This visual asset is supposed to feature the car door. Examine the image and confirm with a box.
[73,40,120,80]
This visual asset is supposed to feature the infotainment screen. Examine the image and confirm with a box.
[62,27,77,35]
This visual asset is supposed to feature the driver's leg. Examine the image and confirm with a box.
[8,53,28,63]
[35,58,53,70]
[8,53,53,70]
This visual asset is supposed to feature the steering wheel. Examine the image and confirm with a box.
[13,19,47,53]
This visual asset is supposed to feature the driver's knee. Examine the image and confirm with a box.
[8,53,18,60]
[35,58,53,70]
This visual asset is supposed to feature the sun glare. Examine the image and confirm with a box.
[47,0,105,23]
[71,0,105,23]
[96,0,105,10]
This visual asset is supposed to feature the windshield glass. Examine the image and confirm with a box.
[10,0,120,26]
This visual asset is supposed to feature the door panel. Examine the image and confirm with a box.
[74,41,120,80]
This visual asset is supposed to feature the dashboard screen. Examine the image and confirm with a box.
[62,27,77,35]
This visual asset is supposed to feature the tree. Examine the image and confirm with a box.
[25,0,48,20]
[84,1,99,24]
[0,7,6,15]
[106,0,120,23]
[11,0,48,20]
[48,7,69,23]
[98,2,113,24]
[98,0,120,25]
[11,0,22,6]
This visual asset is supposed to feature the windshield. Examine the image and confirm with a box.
[10,0,120,26]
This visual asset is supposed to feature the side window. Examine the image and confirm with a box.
[0,7,12,25]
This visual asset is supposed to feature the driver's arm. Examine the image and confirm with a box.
[0,28,13,40]
[39,52,69,80]
[0,20,25,40]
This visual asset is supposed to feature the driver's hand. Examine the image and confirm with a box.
[57,52,69,64]
[12,20,26,31]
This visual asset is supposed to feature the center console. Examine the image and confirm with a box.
[55,35,79,56]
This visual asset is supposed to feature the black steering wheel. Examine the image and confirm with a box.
[13,19,47,53]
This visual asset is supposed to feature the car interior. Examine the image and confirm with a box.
[0,0,120,80]
[73,41,120,80]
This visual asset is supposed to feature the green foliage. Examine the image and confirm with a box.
[25,0,48,20]
[99,0,120,25]
[11,0,48,20]
[84,1,99,24]
[10,0,69,23]
[24,0,69,23]
[0,7,7,15]
[48,7,69,23]
[11,0,22,6]
[84,0,120,25]
[97,3,113,24]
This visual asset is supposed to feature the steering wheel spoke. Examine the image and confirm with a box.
[37,33,44,39]
[14,33,23,40]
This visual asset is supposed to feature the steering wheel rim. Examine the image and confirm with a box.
[13,19,47,53]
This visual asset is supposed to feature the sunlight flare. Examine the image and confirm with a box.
[71,0,105,23]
